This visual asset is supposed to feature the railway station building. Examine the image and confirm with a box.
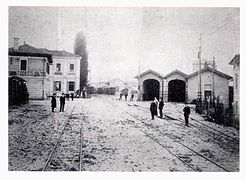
[8,38,81,99]
[135,67,232,107]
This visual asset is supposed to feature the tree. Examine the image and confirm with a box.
[74,32,88,93]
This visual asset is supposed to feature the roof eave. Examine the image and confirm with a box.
[9,51,53,63]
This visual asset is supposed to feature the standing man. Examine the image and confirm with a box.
[154,97,158,116]
[130,93,134,101]
[71,93,74,101]
[150,100,157,120]
[119,92,123,100]
[51,93,57,112]
[124,89,128,101]
[60,93,66,112]
[183,102,191,126]
[158,97,164,118]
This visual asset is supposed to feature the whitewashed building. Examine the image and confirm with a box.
[8,39,53,100]
[229,54,240,127]
[136,67,232,107]
[43,49,81,96]
[8,38,81,99]
[107,78,126,92]
[187,67,232,106]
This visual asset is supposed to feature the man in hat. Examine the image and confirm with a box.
[51,93,57,112]
[60,93,66,112]
[158,97,164,118]
[183,102,191,126]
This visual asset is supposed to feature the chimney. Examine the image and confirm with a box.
[13,37,20,50]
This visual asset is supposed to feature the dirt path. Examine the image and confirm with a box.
[8,96,239,171]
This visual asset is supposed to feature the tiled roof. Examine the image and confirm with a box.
[9,43,82,62]
[9,44,53,63]
[164,69,188,79]
[134,69,164,79]
[40,49,81,58]
[187,67,232,80]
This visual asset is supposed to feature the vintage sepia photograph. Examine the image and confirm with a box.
[7,5,240,172]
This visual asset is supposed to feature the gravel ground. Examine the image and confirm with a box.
[8,95,239,171]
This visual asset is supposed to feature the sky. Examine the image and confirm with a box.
[9,7,240,82]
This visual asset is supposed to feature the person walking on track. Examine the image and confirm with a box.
[158,97,164,118]
[51,93,57,112]
[119,92,123,100]
[150,100,157,120]
[60,93,66,112]
[183,102,191,126]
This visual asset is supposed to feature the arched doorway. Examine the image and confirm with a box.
[143,79,160,101]
[168,80,185,102]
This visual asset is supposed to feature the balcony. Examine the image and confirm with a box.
[9,70,46,77]
[54,71,62,75]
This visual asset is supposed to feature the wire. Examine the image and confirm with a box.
[204,16,234,37]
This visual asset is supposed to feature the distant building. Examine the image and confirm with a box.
[8,39,53,99]
[229,54,240,127]
[135,67,232,107]
[41,49,81,96]
[107,78,126,92]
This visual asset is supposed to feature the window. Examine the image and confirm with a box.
[20,60,27,71]
[54,81,61,91]
[46,63,50,74]
[68,81,75,91]
[70,64,74,72]
[56,63,61,72]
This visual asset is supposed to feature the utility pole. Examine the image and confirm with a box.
[212,57,216,102]
[197,34,202,114]
[138,58,140,91]
[137,58,141,101]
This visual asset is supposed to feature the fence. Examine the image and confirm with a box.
[196,98,233,126]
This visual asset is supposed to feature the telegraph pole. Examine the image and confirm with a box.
[197,34,202,114]
[137,58,141,101]
[138,58,140,90]
[212,56,215,102]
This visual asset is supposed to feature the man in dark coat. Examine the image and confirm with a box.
[51,93,56,112]
[71,93,74,101]
[158,97,164,118]
[183,102,191,126]
[119,92,123,100]
[125,92,128,101]
[150,101,157,120]
[60,93,66,112]
[130,93,134,101]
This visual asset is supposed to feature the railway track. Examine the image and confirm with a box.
[125,111,230,172]
[132,103,239,145]
[100,97,233,172]
[173,103,239,141]
[42,106,85,171]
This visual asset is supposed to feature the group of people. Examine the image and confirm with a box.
[51,93,70,112]
[119,92,134,101]
[150,97,164,119]
[150,97,191,126]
